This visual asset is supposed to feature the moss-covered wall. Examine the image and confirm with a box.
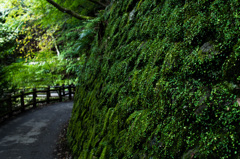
[68,0,240,158]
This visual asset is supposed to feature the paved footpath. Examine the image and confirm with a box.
[0,101,73,159]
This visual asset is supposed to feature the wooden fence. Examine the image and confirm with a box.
[0,84,76,119]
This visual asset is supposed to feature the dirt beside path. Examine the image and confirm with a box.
[0,101,73,159]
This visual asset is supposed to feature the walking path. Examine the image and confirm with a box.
[0,101,73,159]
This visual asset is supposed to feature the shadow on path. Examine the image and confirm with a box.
[0,101,73,159]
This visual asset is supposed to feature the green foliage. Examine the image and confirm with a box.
[5,51,72,88]
[57,18,99,59]
[0,8,18,63]
[0,0,105,92]
[55,17,101,80]
[68,0,240,158]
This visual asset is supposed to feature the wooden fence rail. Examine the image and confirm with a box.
[0,84,76,119]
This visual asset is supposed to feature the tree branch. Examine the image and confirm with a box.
[46,0,93,20]
[88,0,108,7]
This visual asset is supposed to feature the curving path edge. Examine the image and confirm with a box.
[0,101,73,159]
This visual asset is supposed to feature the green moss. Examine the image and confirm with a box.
[68,0,240,158]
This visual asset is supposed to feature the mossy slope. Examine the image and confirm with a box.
[68,0,240,158]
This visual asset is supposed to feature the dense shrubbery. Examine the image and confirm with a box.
[0,0,107,91]
[67,0,240,158]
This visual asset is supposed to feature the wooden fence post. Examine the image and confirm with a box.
[20,91,25,112]
[7,94,12,117]
[62,84,65,96]
[59,87,62,102]
[68,84,72,100]
[47,86,50,104]
[33,88,37,108]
